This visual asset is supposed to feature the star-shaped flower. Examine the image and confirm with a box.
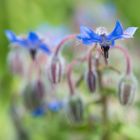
[5,30,51,54]
[47,100,63,112]
[77,21,138,58]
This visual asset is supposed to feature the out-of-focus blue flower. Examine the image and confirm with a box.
[5,30,18,43]
[77,20,138,47]
[48,100,63,112]
[5,30,51,54]
[32,106,46,117]
[36,23,70,48]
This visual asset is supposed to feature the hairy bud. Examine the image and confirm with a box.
[49,55,63,84]
[22,79,46,111]
[86,70,96,93]
[7,49,25,76]
[66,95,84,123]
[118,75,136,105]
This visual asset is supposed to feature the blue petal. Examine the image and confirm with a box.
[17,39,29,47]
[39,43,51,54]
[80,26,93,38]
[122,27,138,38]
[80,37,96,45]
[110,40,115,47]
[107,20,123,41]
[5,30,29,48]
[32,107,46,117]
[80,26,101,42]
[77,26,101,45]
[28,32,40,45]
[48,101,63,112]
[5,30,17,42]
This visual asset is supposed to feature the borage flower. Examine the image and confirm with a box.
[5,30,51,59]
[47,100,63,112]
[77,21,137,59]
[32,106,46,117]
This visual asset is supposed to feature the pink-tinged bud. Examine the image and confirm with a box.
[118,75,137,105]
[49,55,63,84]
[65,95,84,123]
[22,79,45,111]
[7,49,25,76]
[86,70,96,93]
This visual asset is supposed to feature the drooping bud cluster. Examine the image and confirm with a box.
[5,21,137,127]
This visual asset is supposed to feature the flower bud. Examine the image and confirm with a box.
[118,75,136,105]
[7,49,25,76]
[86,70,96,93]
[65,95,84,123]
[22,79,46,111]
[49,55,63,84]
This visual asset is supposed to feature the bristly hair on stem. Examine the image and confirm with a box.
[54,34,76,56]
[113,46,132,75]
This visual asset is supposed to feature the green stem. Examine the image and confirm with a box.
[101,95,109,140]
[96,58,110,140]
[114,46,132,75]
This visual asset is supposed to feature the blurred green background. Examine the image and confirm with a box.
[0,0,140,140]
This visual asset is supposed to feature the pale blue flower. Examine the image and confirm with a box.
[48,101,63,112]
[77,21,137,58]
[5,30,51,54]
[77,20,137,47]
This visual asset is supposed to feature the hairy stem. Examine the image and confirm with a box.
[114,46,132,75]
[75,74,84,87]
[67,60,78,95]
[66,54,89,95]
[96,57,110,140]
[54,34,76,56]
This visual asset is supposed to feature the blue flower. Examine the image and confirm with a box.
[77,20,137,46]
[48,100,63,112]
[5,30,51,54]
[77,21,137,58]
[32,106,46,117]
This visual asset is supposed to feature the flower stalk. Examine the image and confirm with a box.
[114,46,132,75]
[54,34,76,56]
[96,55,110,140]
[66,54,88,95]
[67,60,79,95]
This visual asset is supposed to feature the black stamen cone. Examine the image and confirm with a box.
[30,49,37,60]
[101,46,110,59]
